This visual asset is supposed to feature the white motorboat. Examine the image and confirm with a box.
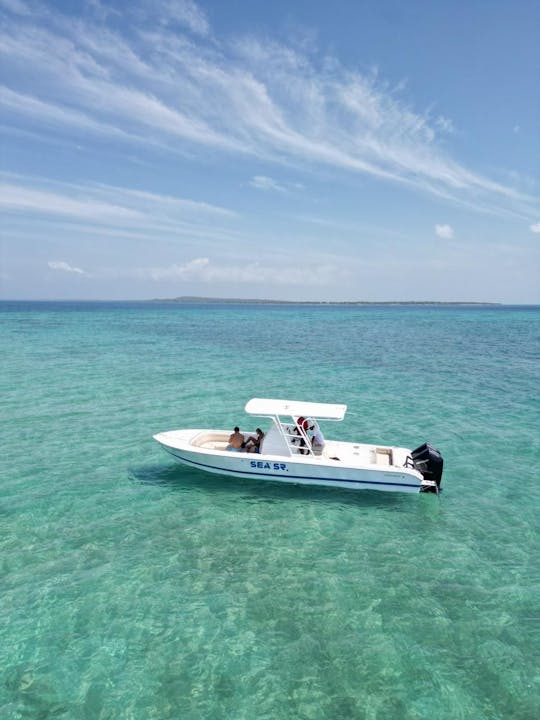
[153,398,443,494]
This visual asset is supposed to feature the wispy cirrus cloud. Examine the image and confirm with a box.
[0,86,148,143]
[249,175,304,193]
[155,0,210,35]
[0,174,237,228]
[0,0,31,16]
[0,1,537,222]
[0,182,143,221]
[1,172,245,270]
[250,175,286,192]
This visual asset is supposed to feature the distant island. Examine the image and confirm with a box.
[150,296,500,306]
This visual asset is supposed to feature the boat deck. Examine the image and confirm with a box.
[190,431,410,469]
[321,440,410,468]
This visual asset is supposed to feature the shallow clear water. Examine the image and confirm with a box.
[1,302,539,719]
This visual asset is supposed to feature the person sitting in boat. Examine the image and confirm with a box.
[310,422,325,455]
[227,426,245,452]
[246,428,264,454]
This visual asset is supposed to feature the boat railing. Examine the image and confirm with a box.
[277,418,314,456]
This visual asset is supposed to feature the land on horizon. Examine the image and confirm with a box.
[150,296,501,306]
[0,296,507,305]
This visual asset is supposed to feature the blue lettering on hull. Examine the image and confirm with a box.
[250,460,288,471]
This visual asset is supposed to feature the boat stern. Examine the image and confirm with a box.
[410,443,444,493]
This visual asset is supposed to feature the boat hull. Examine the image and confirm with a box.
[154,430,424,493]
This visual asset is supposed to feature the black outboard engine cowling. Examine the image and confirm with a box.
[411,443,444,493]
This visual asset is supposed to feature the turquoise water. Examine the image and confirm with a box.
[1,302,539,719]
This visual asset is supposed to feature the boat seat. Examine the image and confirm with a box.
[373,447,393,466]
[211,441,229,451]
[198,440,229,451]
[192,432,229,449]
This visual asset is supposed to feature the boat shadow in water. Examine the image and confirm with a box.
[128,462,414,509]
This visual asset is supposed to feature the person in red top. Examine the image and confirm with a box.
[295,417,310,454]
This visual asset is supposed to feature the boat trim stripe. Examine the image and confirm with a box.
[162,447,421,489]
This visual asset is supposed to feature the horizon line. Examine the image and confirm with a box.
[0,297,530,306]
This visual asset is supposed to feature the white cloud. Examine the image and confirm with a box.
[158,0,209,35]
[250,175,286,192]
[86,0,121,22]
[0,6,536,221]
[148,257,210,280]
[0,183,143,221]
[48,260,86,275]
[0,175,237,232]
[0,86,148,143]
[435,224,454,239]
[0,0,31,16]
[137,257,351,286]
[435,115,454,134]
[90,182,237,218]
[530,222,540,233]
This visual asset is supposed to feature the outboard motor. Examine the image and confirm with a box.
[410,443,444,493]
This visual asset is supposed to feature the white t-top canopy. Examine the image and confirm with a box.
[245,398,347,421]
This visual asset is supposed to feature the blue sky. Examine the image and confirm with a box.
[1,0,539,302]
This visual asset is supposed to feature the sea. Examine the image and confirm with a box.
[1,301,538,720]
